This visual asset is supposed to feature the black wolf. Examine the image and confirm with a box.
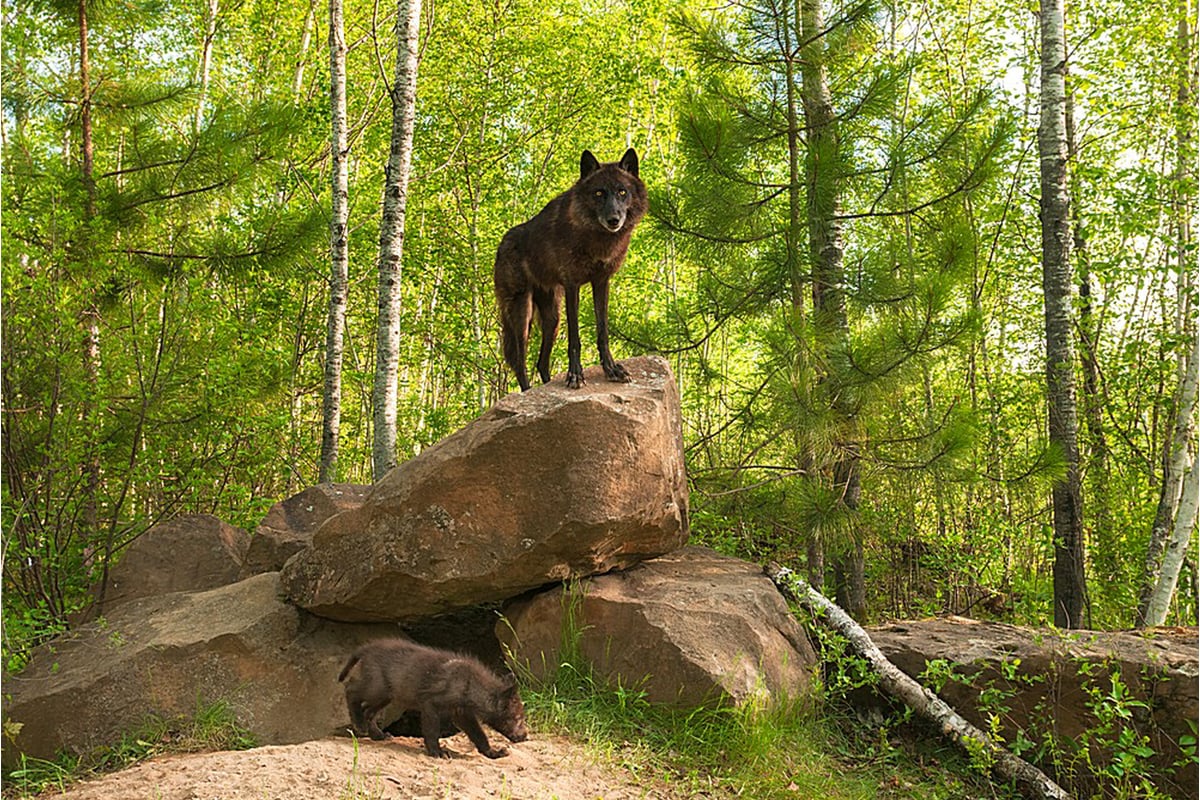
[338,638,529,759]
[493,148,648,391]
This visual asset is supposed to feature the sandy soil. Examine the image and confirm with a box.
[37,734,670,800]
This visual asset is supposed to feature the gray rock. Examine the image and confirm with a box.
[2,573,399,762]
[497,546,817,708]
[280,356,689,622]
[241,484,371,577]
[867,617,1198,800]
[91,514,249,616]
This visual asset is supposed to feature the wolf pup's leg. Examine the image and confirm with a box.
[591,276,629,383]
[455,710,507,758]
[362,702,392,741]
[419,703,450,758]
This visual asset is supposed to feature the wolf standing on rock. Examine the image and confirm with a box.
[493,148,648,391]
[339,638,528,759]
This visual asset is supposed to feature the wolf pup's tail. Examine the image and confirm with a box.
[337,653,361,683]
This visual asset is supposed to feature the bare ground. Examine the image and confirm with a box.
[36,734,671,800]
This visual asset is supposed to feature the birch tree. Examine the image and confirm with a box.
[1140,336,1199,626]
[371,0,422,480]
[1137,0,1199,627]
[1037,0,1087,629]
[319,0,350,483]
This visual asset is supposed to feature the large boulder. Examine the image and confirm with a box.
[280,356,689,622]
[498,546,817,708]
[241,484,371,577]
[866,617,1198,800]
[2,573,400,762]
[92,514,249,615]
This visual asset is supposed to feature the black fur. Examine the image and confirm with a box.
[493,148,648,391]
[339,638,528,759]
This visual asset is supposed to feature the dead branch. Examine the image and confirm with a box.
[765,561,1072,800]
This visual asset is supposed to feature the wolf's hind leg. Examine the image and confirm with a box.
[532,286,561,385]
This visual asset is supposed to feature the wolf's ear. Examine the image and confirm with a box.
[580,150,601,178]
[500,672,518,692]
[618,148,639,177]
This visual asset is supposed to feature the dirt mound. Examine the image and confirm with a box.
[44,734,667,800]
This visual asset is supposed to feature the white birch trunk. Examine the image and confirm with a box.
[195,0,219,132]
[371,0,422,480]
[319,0,350,484]
[765,563,1073,800]
[1142,335,1199,626]
[292,0,317,98]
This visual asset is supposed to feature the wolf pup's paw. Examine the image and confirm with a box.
[483,745,509,759]
[565,369,585,389]
[603,360,631,383]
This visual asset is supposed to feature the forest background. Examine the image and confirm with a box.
[2,0,1196,667]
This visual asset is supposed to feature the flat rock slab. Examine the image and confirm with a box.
[499,546,817,708]
[868,617,1198,800]
[280,356,689,622]
[2,573,399,763]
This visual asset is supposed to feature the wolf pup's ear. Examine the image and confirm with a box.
[618,148,639,177]
[580,150,601,178]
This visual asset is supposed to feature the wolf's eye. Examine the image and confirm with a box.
[594,190,604,198]
[618,189,627,197]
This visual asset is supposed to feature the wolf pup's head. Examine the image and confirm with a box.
[576,148,647,234]
[487,673,530,743]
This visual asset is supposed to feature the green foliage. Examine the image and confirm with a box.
[909,652,1193,800]
[2,0,1195,662]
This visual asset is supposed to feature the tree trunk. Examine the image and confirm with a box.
[319,0,350,484]
[292,0,317,97]
[1038,0,1087,629]
[765,563,1073,800]
[1139,335,1199,626]
[78,0,102,561]
[194,0,219,132]
[371,0,422,481]
[800,0,863,617]
[1136,0,1197,626]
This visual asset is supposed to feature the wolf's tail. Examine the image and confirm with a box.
[337,653,360,683]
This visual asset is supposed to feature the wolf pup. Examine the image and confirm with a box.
[338,638,528,759]
[493,148,648,391]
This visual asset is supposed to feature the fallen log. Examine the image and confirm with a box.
[765,562,1072,800]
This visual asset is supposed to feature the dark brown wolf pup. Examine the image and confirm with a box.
[338,638,528,759]
[493,148,648,391]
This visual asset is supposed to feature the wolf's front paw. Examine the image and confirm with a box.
[483,746,509,759]
[565,369,585,389]
[603,360,631,383]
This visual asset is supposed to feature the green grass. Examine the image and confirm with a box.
[2,698,256,798]
[519,656,1024,800]
[506,586,1024,800]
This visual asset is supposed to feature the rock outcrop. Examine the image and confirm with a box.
[866,617,1199,800]
[498,546,817,708]
[280,356,689,622]
[91,514,249,615]
[3,573,400,763]
[241,483,371,577]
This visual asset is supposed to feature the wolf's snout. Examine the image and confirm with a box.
[604,215,624,231]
